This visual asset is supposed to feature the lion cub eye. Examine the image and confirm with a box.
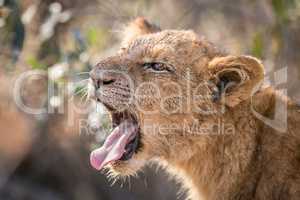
[143,62,172,72]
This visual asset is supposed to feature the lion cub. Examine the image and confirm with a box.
[89,18,300,200]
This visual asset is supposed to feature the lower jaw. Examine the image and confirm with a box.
[108,151,152,176]
[107,159,139,176]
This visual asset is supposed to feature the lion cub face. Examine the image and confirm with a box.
[89,18,264,176]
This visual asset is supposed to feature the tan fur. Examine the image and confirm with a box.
[90,18,300,200]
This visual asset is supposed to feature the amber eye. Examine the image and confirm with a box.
[143,62,171,72]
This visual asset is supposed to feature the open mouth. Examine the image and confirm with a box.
[90,108,141,170]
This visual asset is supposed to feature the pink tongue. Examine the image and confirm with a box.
[90,121,137,170]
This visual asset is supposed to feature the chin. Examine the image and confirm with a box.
[106,153,148,176]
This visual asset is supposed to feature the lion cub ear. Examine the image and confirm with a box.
[121,17,161,47]
[208,55,265,107]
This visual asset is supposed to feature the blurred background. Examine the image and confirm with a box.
[0,0,299,199]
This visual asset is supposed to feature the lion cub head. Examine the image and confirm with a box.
[89,17,264,176]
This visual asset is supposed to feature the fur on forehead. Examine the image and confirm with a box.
[121,30,219,65]
[120,17,161,47]
[118,18,224,79]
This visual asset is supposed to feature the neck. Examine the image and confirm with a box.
[161,88,276,200]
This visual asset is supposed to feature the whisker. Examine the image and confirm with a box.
[120,177,124,188]
[96,103,99,113]
[76,72,90,75]
[80,90,89,103]
[128,176,131,191]
[73,79,89,85]
[80,94,86,103]
[74,86,87,96]
[83,91,90,104]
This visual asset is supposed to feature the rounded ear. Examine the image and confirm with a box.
[121,17,161,47]
[208,55,265,107]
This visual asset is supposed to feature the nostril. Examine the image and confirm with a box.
[102,79,115,85]
[93,78,115,89]
[90,68,116,88]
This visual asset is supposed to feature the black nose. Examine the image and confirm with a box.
[90,69,116,89]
